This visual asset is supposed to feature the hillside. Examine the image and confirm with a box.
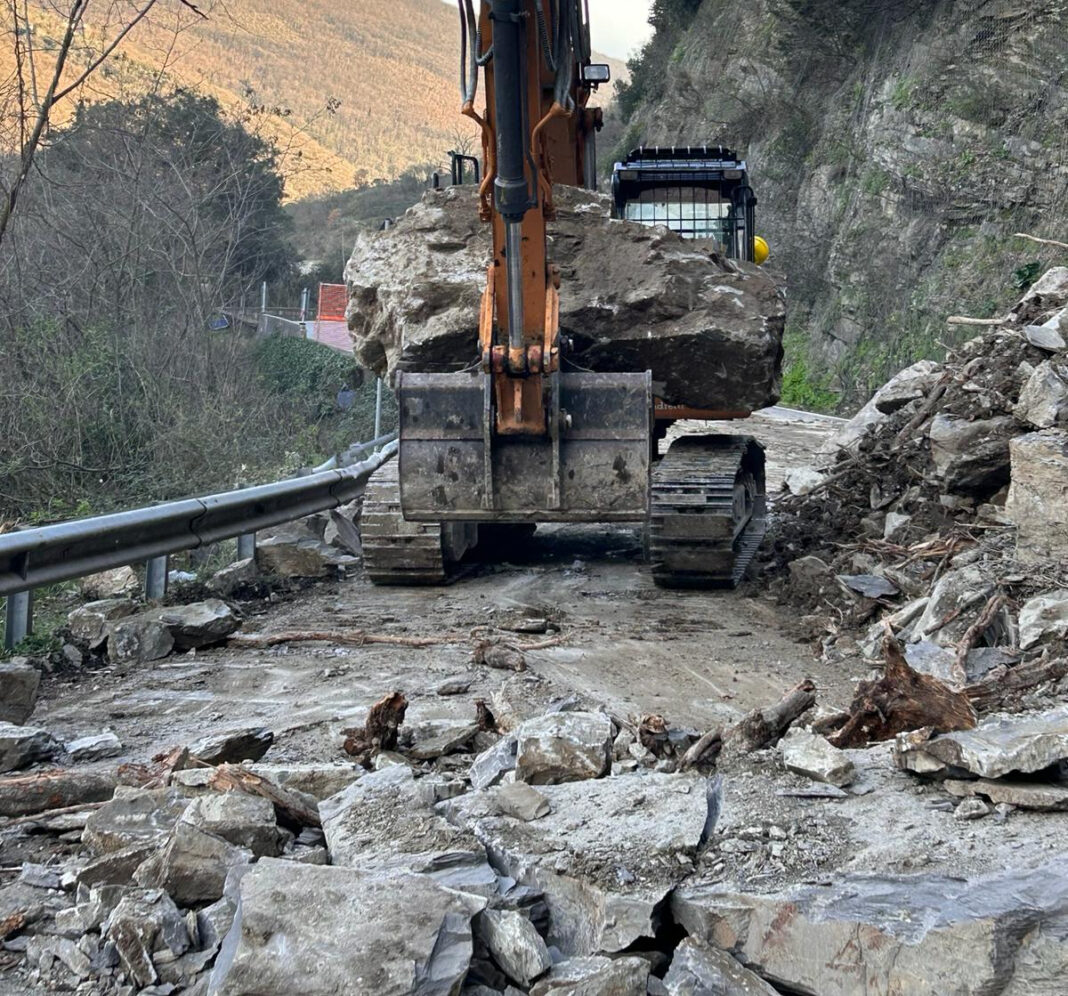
[615,0,1068,404]
[7,1,626,201]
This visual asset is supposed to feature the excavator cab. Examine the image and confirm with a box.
[611,147,759,263]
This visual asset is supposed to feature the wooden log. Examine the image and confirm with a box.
[966,657,1068,713]
[1014,232,1068,251]
[341,691,408,766]
[0,769,116,819]
[208,764,321,830]
[728,678,817,753]
[678,729,723,772]
[829,637,977,749]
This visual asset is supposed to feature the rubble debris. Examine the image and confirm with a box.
[673,856,1068,996]
[255,520,355,578]
[528,955,649,996]
[188,727,274,766]
[209,859,484,996]
[341,691,408,765]
[663,937,779,995]
[0,722,61,773]
[944,778,1068,812]
[469,735,518,790]
[1018,589,1068,649]
[0,660,40,725]
[1007,431,1068,563]
[80,565,139,600]
[346,185,784,411]
[513,712,613,785]
[107,613,174,664]
[837,574,899,599]
[894,703,1068,779]
[929,414,1015,495]
[179,794,285,857]
[402,719,480,761]
[66,598,137,651]
[830,638,976,749]
[207,764,321,830]
[953,797,991,820]
[82,787,191,853]
[76,844,156,889]
[476,909,552,987]
[103,889,190,990]
[208,557,259,597]
[493,781,551,822]
[157,599,240,649]
[779,729,855,787]
[65,731,123,762]
[965,656,1068,713]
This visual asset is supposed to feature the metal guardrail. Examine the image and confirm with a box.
[1,439,398,649]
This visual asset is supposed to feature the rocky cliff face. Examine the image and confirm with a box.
[617,0,1068,402]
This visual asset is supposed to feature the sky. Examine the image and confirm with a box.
[438,1,653,60]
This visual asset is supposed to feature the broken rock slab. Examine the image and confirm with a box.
[477,909,552,987]
[913,565,993,648]
[528,955,649,996]
[0,722,61,773]
[673,856,1068,996]
[180,794,284,857]
[443,772,706,956]
[104,889,190,990]
[208,557,259,597]
[929,414,1015,496]
[155,599,240,649]
[1018,589,1068,650]
[81,565,139,600]
[135,820,253,906]
[346,185,784,411]
[1015,362,1068,428]
[82,787,191,854]
[67,598,137,652]
[208,859,485,996]
[187,727,273,765]
[107,612,174,664]
[0,660,40,725]
[470,735,518,790]
[1008,432,1068,564]
[944,778,1068,812]
[403,719,480,761]
[65,731,123,762]
[494,781,551,822]
[663,937,779,996]
[514,712,613,785]
[894,704,1068,779]
[779,729,855,787]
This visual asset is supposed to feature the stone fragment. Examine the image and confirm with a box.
[107,613,174,663]
[187,727,273,765]
[929,414,1015,495]
[104,889,189,990]
[39,936,92,979]
[494,781,551,822]
[779,729,855,787]
[66,731,123,762]
[1008,431,1068,564]
[180,794,283,857]
[67,598,137,651]
[76,844,155,889]
[1018,590,1068,650]
[197,895,237,953]
[82,787,191,854]
[0,722,60,773]
[477,909,552,987]
[437,676,473,696]
[954,798,991,820]
[1023,323,1067,352]
[914,566,993,647]
[19,863,61,890]
[208,558,259,597]
[883,511,912,543]
[346,185,784,412]
[326,504,363,556]
[837,574,899,599]
[403,719,480,760]
[255,523,349,578]
[787,555,831,589]
[894,705,1068,779]
[135,821,253,906]
[81,566,139,600]
[491,675,557,731]
[469,735,518,790]
[0,661,40,724]
[944,779,1068,812]
[208,859,484,996]
[673,856,1068,996]
[784,467,826,495]
[514,712,613,785]
[904,641,964,689]
[1015,362,1068,428]
[664,937,779,995]
[156,600,240,649]
[529,955,649,995]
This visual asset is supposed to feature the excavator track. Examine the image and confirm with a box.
[649,434,767,589]
[361,458,451,585]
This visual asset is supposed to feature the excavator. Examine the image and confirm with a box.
[362,0,768,589]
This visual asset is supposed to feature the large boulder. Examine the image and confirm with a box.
[67,598,137,652]
[156,599,240,649]
[1015,362,1068,428]
[0,661,40,725]
[107,613,174,664]
[345,185,784,411]
[514,712,613,785]
[0,723,60,773]
[529,955,649,995]
[929,414,1016,495]
[1018,590,1068,650]
[208,859,485,996]
[664,937,780,995]
[134,820,253,906]
[1007,431,1068,564]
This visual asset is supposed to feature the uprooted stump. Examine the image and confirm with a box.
[341,691,408,767]
[829,637,977,749]
[724,679,818,756]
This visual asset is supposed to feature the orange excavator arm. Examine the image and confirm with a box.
[456,0,606,435]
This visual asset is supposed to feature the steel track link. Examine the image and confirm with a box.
[649,434,767,589]
[361,458,448,585]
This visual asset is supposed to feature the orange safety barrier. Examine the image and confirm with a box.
[317,283,348,322]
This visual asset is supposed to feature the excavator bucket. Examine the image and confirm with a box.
[397,371,652,523]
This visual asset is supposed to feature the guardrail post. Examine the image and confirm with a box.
[374,378,383,442]
[3,590,32,650]
[237,533,256,561]
[145,556,168,600]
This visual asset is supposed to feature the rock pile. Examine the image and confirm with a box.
[345,185,785,411]
[770,267,1068,701]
